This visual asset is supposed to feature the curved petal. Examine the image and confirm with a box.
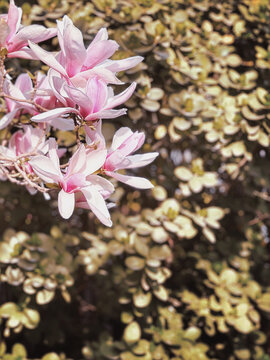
[103,56,143,73]
[47,69,69,105]
[87,28,108,47]
[31,107,79,123]
[15,73,33,95]
[10,26,57,52]
[4,77,25,101]
[63,83,91,115]
[124,152,159,169]
[84,40,118,69]
[107,171,154,189]
[85,108,127,121]
[7,0,22,40]
[72,67,123,86]
[110,127,133,151]
[86,175,114,199]
[66,145,87,176]
[48,138,60,170]
[63,17,86,76]
[7,47,41,60]
[106,82,136,110]
[0,109,17,130]
[0,21,11,47]
[58,189,75,219]
[85,149,107,174]
[50,117,75,130]
[80,186,112,227]
[84,121,105,148]
[29,155,62,183]
[86,77,108,113]
[28,41,67,77]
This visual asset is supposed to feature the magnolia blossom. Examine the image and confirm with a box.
[28,15,143,86]
[0,74,33,130]
[0,72,58,130]
[31,75,136,128]
[0,125,48,190]
[5,125,48,157]
[0,0,57,59]
[0,1,158,225]
[86,122,159,189]
[29,139,113,225]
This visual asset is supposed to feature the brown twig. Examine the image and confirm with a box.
[248,212,270,226]
[0,92,49,113]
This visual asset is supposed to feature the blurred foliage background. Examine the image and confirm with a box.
[0,0,270,359]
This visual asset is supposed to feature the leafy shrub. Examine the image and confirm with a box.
[0,0,270,359]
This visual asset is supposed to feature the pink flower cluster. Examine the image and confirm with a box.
[0,1,158,226]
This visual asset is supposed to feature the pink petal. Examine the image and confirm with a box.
[63,17,86,76]
[84,120,105,149]
[72,67,123,86]
[106,82,136,109]
[56,17,65,52]
[6,0,22,41]
[47,70,69,106]
[0,20,11,47]
[28,41,67,77]
[88,28,108,46]
[85,108,127,122]
[107,171,154,189]
[48,138,60,170]
[66,145,87,176]
[29,155,62,183]
[0,109,17,130]
[31,107,79,123]
[110,127,133,151]
[4,77,24,101]
[84,40,119,69]
[10,26,57,52]
[8,129,22,152]
[86,77,108,113]
[63,83,91,116]
[80,186,112,227]
[0,144,14,158]
[15,73,33,95]
[109,130,144,158]
[64,173,88,192]
[58,189,75,219]
[50,117,75,131]
[124,152,159,169]
[19,126,31,153]
[125,152,159,169]
[104,151,131,172]
[85,149,107,174]
[104,56,143,73]
[7,47,41,60]
[86,175,114,199]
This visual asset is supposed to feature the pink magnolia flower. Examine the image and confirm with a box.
[29,139,114,225]
[6,125,48,158]
[28,15,143,86]
[31,75,136,128]
[0,125,48,191]
[0,73,34,130]
[0,0,57,59]
[0,72,58,130]
[86,122,159,189]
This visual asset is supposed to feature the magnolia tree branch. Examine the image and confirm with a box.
[0,2,156,224]
[0,92,49,113]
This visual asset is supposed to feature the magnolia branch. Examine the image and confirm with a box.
[0,157,49,193]
[0,92,49,113]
